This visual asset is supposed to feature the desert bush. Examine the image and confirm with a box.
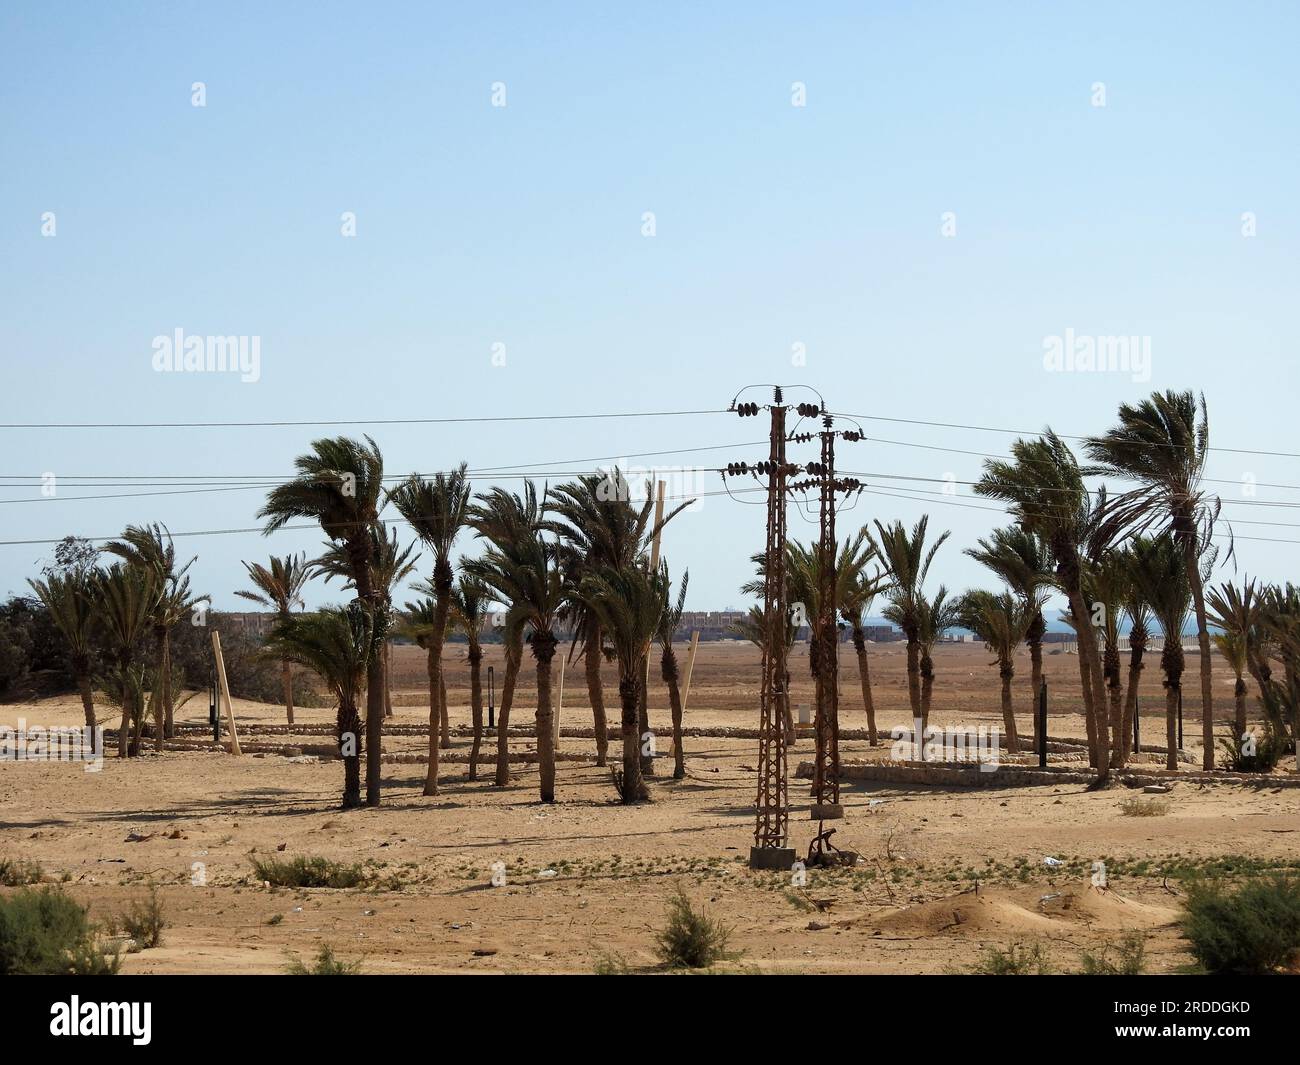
[0,858,44,886]
[970,940,1052,975]
[654,887,733,969]
[252,856,365,889]
[1119,796,1170,817]
[1218,730,1283,773]
[593,950,632,975]
[0,886,120,975]
[1079,933,1146,975]
[120,885,166,949]
[286,945,362,975]
[1181,876,1300,974]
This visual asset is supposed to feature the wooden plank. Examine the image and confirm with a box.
[210,630,243,755]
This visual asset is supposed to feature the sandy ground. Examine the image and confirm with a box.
[2,640,1297,975]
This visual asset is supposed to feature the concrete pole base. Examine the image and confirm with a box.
[749,845,797,871]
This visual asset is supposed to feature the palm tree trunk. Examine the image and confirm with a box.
[585,619,609,767]
[282,660,295,726]
[76,673,95,729]
[905,635,922,723]
[662,644,685,779]
[468,645,483,781]
[782,668,795,745]
[423,581,453,794]
[1066,586,1109,781]
[637,657,653,777]
[618,676,643,803]
[851,625,877,746]
[1233,675,1247,740]
[1186,560,1216,770]
[920,655,934,732]
[1119,640,1145,766]
[1026,612,1045,741]
[534,634,557,803]
[153,629,167,751]
[1000,662,1019,752]
[117,675,131,759]
[339,697,363,809]
[494,638,522,787]
[383,641,393,718]
[424,645,441,795]
[1105,642,1123,760]
[161,630,175,738]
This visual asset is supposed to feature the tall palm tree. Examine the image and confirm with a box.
[315,526,419,724]
[466,483,544,787]
[103,523,197,742]
[544,469,689,767]
[840,560,890,746]
[1207,579,1277,734]
[1117,538,1158,765]
[872,517,950,727]
[93,563,158,758]
[1085,391,1221,769]
[263,605,371,808]
[911,586,959,732]
[234,553,311,725]
[474,531,567,803]
[974,431,1111,781]
[1256,583,1300,764]
[958,589,1031,752]
[388,465,470,794]
[655,563,689,779]
[259,436,387,806]
[1082,544,1129,761]
[1127,535,1192,770]
[28,571,99,728]
[966,526,1052,735]
[577,563,667,803]
[1212,629,1250,743]
[450,574,490,780]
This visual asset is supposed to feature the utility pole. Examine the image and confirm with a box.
[730,388,797,870]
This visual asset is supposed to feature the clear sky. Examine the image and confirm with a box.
[1,1,1297,620]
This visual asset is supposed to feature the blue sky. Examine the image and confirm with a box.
[1,1,1297,619]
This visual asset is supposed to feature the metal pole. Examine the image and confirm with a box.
[1177,686,1184,750]
[1037,678,1048,768]
[1132,693,1140,754]
[487,665,495,730]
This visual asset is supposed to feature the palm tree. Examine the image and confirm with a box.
[466,483,544,787]
[388,465,470,794]
[1207,579,1276,735]
[1212,629,1250,743]
[544,470,689,767]
[872,517,950,728]
[450,574,490,780]
[840,561,890,746]
[93,563,158,758]
[913,586,959,732]
[234,553,311,725]
[314,526,419,724]
[1117,538,1158,765]
[102,523,198,743]
[397,595,444,767]
[958,589,1031,751]
[1256,584,1300,763]
[28,571,99,728]
[474,531,567,803]
[577,563,667,803]
[975,431,1112,779]
[1127,535,1192,770]
[1085,391,1221,769]
[655,563,689,779]
[259,436,387,806]
[965,527,1052,736]
[1082,544,1129,761]
[263,605,371,808]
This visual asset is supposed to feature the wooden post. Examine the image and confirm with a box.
[1037,678,1047,769]
[211,630,242,756]
[555,650,565,745]
[680,630,701,712]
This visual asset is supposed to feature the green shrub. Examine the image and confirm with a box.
[286,945,362,975]
[0,886,120,975]
[0,858,44,886]
[1181,876,1300,974]
[1079,933,1146,975]
[120,886,166,949]
[971,940,1052,975]
[593,950,632,975]
[654,887,733,969]
[252,856,365,889]
[1218,730,1283,773]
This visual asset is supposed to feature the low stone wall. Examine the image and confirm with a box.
[794,759,1300,790]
